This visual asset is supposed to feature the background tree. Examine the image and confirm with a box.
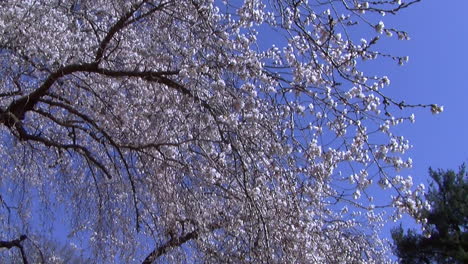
[391,165,468,264]
[0,0,438,263]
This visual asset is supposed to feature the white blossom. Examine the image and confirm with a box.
[0,0,437,263]
[375,21,385,34]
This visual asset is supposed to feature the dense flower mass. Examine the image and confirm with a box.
[0,0,438,263]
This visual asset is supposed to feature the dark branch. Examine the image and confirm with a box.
[142,221,221,263]
[142,230,199,264]
[10,117,113,179]
[95,1,169,63]
[4,62,98,124]
[95,0,147,63]
[0,63,178,127]
[0,235,29,264]
[3,1,170,127]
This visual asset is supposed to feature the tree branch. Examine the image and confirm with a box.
[94,1,147,63]
[142,230,199,264]
[4,62,98,125]
[142,221,222,263]
[0,235,29,264]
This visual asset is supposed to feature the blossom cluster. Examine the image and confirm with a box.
[0,0,436,263]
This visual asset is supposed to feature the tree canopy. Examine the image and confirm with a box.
[392,166,468,264]
[0,0,438,263]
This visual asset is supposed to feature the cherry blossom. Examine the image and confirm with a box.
[0,0,439,263]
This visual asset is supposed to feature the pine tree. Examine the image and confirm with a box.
[392,165,468,264]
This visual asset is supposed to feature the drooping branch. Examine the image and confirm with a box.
[0,64,205,234]
[11,118,113,179]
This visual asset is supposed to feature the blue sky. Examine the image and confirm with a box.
[383,0,468,187]
[372,0,468,238]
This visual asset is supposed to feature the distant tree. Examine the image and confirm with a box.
[391,165,468,264]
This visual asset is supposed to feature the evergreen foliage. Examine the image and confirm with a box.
[392,165,468,264]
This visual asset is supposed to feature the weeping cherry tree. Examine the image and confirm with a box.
[0,0,440,263]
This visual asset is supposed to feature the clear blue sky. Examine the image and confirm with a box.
[383,0,468,185]
[372,0,468,240]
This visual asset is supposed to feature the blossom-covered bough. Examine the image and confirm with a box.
[0,0,439,263]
